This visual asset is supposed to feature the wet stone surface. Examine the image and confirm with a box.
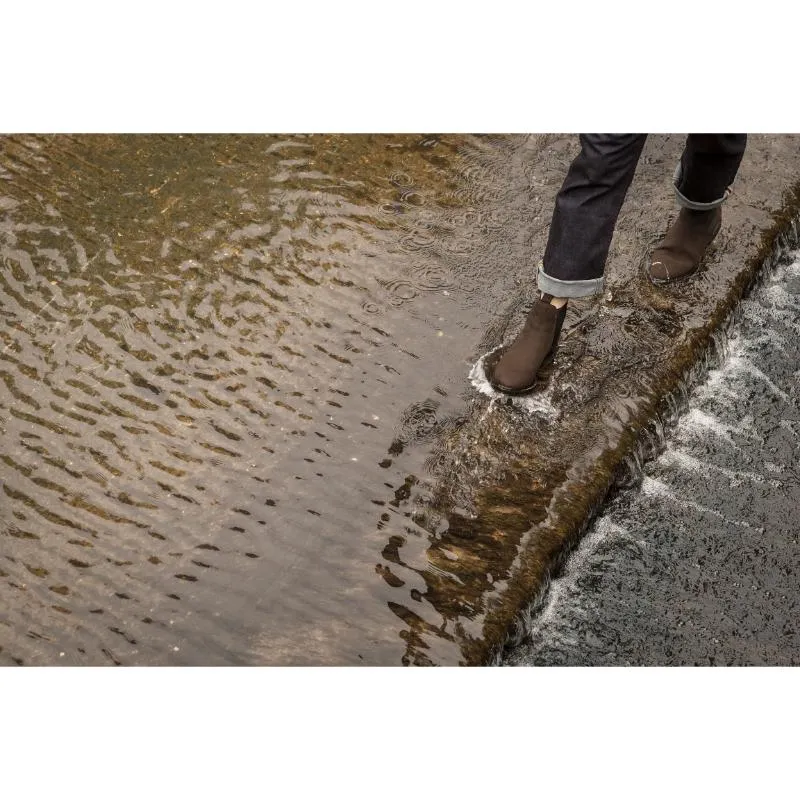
[504,253,800,666]
[1,134,799,665]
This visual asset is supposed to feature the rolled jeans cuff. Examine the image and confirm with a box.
[673,163,731,211]
[537,264,604,298]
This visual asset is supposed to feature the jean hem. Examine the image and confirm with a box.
[537,265,604,298]
[673,163,730,210]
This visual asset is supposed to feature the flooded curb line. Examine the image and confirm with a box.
[480,181,800,666]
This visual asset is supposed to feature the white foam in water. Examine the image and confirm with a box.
[759,282,800,311]
[524,516,640,636]
[661,445,777,488]
[679,408,740,444]
[468,347,560,420]
[727,355,795,405]
[640,475,758,530]
[691,344,746,402]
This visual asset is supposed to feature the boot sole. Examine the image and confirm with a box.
[648,264,700,286]
[485,347,558,396]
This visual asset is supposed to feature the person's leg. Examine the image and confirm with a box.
[539,133,648,296]
[488,134,647,394]
[649,134,747,283]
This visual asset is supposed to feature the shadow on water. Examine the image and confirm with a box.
[1,134,799,665]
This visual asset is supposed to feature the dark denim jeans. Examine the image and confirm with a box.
[538,134,748,298]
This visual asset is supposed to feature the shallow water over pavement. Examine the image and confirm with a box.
[0,134,550,664]
[2,134,799,665]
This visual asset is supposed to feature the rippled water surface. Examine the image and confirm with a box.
[1,133,571,665]
[4,134,794,665]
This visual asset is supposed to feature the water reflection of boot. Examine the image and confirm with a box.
[486,295,568,395]
[649,206,722,284]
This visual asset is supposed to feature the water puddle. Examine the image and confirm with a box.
[0,133,564,665]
